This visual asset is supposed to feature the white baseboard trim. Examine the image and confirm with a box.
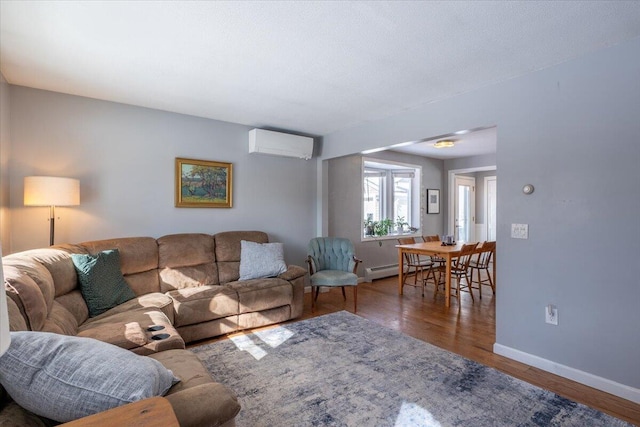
[493,343,640,404]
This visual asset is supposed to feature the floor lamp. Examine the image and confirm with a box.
[24,176,80,246]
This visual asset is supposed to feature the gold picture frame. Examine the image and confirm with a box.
[175,158,233,208]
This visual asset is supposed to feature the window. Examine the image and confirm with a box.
[363,170,384,222]
[362,158,421,240]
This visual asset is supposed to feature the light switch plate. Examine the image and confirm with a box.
[511,223,529,239]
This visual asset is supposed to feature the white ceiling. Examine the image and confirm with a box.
[2,1,640,141]
[388,127,497,160]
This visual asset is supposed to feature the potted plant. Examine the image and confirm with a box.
[363,218,375,236]
[374,218,394,236]
[396,216,409,233]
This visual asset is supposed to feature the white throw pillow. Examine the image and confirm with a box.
[0,331,179,423]
[239,240,288,280]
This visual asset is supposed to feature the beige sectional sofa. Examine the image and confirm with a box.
[0,230,307,426]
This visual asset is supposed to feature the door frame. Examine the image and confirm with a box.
[484,175,497,241]
[454,175,476,242]
[447,167,495,237]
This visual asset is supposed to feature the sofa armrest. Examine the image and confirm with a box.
[278,264,307,281]
[164,383,240,427]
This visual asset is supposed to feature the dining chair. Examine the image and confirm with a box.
[469,241,496,299]
[398,237,434,297]
[421,235,446,268]
[307,237,362,312]
[435,242,478,302]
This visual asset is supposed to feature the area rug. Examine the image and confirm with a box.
[192,311,631,426]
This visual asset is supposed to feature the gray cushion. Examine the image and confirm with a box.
[71,249,136,317]
[239,240,287,280]
[310,270,358,287]
[0,331,179,423]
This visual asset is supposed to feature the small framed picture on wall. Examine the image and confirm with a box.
[427,189,440,214]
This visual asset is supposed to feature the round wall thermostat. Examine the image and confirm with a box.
[522,184,535,195]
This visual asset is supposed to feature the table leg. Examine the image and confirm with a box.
[445,254,451,308]
[398,248,404,295]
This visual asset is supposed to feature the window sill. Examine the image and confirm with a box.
[361,232,420,243]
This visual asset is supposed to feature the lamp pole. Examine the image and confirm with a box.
[49,205,56,246]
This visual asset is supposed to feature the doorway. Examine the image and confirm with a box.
[454,175,476,242]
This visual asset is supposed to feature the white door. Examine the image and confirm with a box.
[454,176,476,242]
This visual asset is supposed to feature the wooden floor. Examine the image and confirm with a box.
[295,275,640,425]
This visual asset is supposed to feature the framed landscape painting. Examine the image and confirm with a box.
[175,158,233,208]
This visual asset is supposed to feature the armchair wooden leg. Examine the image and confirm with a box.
[341,286,346,300]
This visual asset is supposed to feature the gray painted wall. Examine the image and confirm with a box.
[0,73,10,254]
[8,87,317,266]
[321,38,640,390]
[327,150,443,274]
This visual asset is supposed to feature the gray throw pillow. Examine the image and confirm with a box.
[0,331,179,423]
[71,249,136,317]
[239,240,287,280]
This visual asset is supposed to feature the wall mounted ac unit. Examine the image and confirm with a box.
[249,129,313,160]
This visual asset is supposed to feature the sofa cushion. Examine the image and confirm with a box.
[239,240,287,280]
[215,231,268,284]
[86,292,175,324]
[167,285,238,327]
[0,332,179,423]
[227,278,292,314]
[149,350,241,427]
[71,249,136,317]
[3,267,48,331]
[79,237,161,295]
[0,401,50,427]
[158,233,219,291]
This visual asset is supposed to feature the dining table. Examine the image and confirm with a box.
[396,240,494,308]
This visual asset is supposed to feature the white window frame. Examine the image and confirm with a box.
[362,157,422,242]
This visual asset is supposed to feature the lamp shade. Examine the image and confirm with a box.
[0,246,10,356]
[24,176,80,206]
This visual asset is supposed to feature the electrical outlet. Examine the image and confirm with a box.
[511,223,529,239]
[545,304,558,325]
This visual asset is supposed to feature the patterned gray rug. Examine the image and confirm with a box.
[192,311,630,426]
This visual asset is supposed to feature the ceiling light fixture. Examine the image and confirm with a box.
[433,140,455,149]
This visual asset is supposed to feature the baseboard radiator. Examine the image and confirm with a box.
[364,263,399,282]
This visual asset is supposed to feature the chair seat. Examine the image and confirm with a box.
[310,270,358,287]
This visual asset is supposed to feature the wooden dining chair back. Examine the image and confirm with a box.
[421,235,446,267]
[437,242,478,303]
[398,237,433,296]
[469,241,496,299]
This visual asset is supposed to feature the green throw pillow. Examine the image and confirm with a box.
[71,249,136,317]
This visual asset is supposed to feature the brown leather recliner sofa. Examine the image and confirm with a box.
[0,230,307,426]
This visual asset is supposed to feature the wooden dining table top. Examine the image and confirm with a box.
[395,240,466,254]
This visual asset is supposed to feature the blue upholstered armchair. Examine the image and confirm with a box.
[307,237,362,312]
